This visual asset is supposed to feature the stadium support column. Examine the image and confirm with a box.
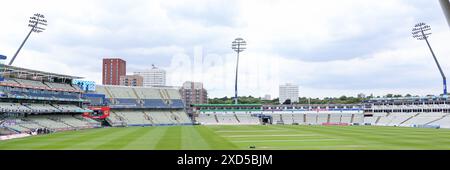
[234,51,240,105]
[9,13,47,66]
[440,0,450,28]
[231,38,247,104]
[9,25,34,65]
[412,23,447,95]
[424,36,447,95]
[421,26,447,95]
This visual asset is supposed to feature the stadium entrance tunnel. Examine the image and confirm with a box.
[261,115,272,125]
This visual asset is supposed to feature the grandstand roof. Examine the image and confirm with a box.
[365,95,449,103]
[192,104,262,107]
[0,64,82,80]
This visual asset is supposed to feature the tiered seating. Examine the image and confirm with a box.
[1,119,33,132]
[305,114,317,124]
[95,86,112,98]
[364,116,378,124]
[376,116,391,126]
[317,114,328,124]
[196,113,218,125]
[145,111,178,125]
[13,79,49,88]
[19,122,44,130]
[215,113,239,124]
[93,86,192,126]
[54,115,99,128]
[292,114,304,124]
[271,114,283,124]
[133,88,161,99]
[282,114,295,124]
[28,116,72,130]
[44,82,76,91]
[352,114,364,124]
[0,79,20,86]
[0,127,18,135]
[171,110,192,124]
[0,102,33,113]
[0,114,99,133]
[329,114,341,123]
[402,113,445,126]
[235,114,259,125]
[107,86,137,98]
[74,115,100,125]
[340,114,353,124]
[52,104,89,112]
[1,103,90,113]
[97,86,183,109]
[23,104,60,113]
[384,113,416,126]
[6,125,31,132]
[114,111,152,125]
[166,89,182,99]
[431,115,450,128]
[105,112,126,126]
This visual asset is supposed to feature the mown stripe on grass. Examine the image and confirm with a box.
[0,128,110,150]
[180,126,210,150]
[154,126,182,150]
[196,126,238,150]
[123,126,168,150]
[279,125,444,149]
[94,127,154,150]
[64,127,142,150]
[34,128,122,150]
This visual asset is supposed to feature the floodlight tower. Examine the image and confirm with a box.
[440,0,450,28]
[8,13,47,66]
[231,38,246,104]
[412,23,447,95]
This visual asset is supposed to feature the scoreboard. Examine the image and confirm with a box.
[72,80,96,91]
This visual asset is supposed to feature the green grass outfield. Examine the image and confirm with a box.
[2,125,450,150]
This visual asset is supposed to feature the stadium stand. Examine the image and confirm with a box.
[363,96,450,128]
[1,115,101,133]
[193,104,364,126]
[0,102,33,113]
[44,82,77,91]
[340,114,353,124]
[281,114,295,124]
[215,113,239,125]
[431,115,450,128]
[235,113,260,125]
[13,78,49,89]
[317,114,328,124]
[96,85,185,109]
[305,114,317,124]
[401,113,443,126]
[105,111,127,127]
[0,64,98,136]
[94,85,192,127]
[272,114,284,124]
[114,110,152,126]
[196,113,218,125]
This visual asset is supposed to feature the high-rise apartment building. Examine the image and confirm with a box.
[102,58,126,85]
[120,75,143,87]
[279,83,299,104]
[179,81,208,108]
[134,64,166,87]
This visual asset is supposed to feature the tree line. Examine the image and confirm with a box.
[208,93,429,105]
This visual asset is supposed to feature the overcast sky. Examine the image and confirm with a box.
[1,0,450,98]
